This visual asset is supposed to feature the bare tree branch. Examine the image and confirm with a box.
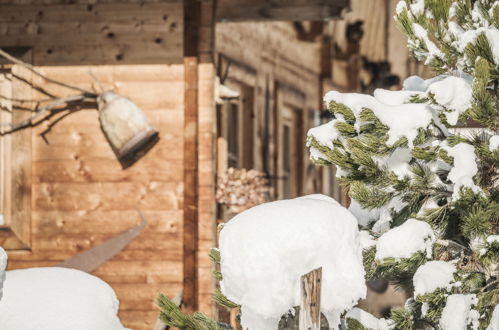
[0,48,96,95]
[0,94,94,134]
[0,93,52,104]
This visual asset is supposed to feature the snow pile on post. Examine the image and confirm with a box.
[219,194,366,330]
[0,267,128,330]
[0,247,6,301]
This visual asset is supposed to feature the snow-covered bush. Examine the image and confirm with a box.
[0,267,128,330]
[307,0,498,328]
[218,194,366,330]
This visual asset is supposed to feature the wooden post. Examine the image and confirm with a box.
[183,0,201,315]
[299,267,322,330]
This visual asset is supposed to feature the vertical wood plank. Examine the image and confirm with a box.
[10,60,32,249]
[0,70,13,229]
[299,267,322,330]
[183,0,200,315]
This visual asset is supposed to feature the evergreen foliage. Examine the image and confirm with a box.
[308,0,498,328]
[157,293,222,330]
[156,248,239,329]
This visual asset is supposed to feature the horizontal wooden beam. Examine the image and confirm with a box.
[216,0,349,22]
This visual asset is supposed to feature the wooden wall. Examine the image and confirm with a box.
[0,2,213,329]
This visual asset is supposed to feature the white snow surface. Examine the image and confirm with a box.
[486,235,499,244]
[372,196,407,234]
[0,267,128,330]
[490,135,499,152]
[486,304,499,330]
[373,147,413,179]
[412,23,445,64]
[409,0,425,16]
[452,25,499,66]
[402,75,446,92]
[324,91,433,148]
[348,200,380,228]
[487,28,499,65]
[395,0,407,15]
[413,261,456,296]
[373,88,421,106]
[358,231,376,250]
[375,219,435,261]
[439,294,478,330]
[427,76,473,125]
[307,119,340,162]
[219,194,366,330]
[442,142,481,200]
[346,307,393,330]
[0,247,6,301]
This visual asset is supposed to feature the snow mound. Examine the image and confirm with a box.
[346,307,393,330]
[307,119,340,162]
[358,231,376,250]
[219,194,366,330]
[0,267,128,330]
[0,247,6,301]
[442,142,481,200]
[323,91,433,148]
[486,235,499,244]
[413,260,456,296]
[375,219,435,261]
[490,135,499,152]
[427,76,472,125]
[373,147,413,179]
[348,200,380,228]
[439,294,478,330]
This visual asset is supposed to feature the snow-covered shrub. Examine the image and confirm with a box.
[307,0,498,328]
[0,267,128,330]
[218,194,366,329]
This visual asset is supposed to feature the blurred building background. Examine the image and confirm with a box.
[0,0,427,328]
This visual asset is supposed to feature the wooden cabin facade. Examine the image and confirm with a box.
[0,1,423,329]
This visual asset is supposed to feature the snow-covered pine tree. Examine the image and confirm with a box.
[307,0,498,329]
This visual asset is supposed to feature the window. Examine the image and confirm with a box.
[227,102,239,168]
[0,48,32,250]
[216,81,254,171]
[278,105,303,199]
[282,124,291,198]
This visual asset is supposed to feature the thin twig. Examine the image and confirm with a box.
[88,68,104,93]
[435,239,470,252]
[481,279,498,292]
[11,72,60,99]
[0,94,95,134]
[0,48,96,95]
[0,93,53,103]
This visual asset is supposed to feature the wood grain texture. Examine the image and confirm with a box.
[299,267,322,330]
[1,43,185,330]
[0,2,183,65]
[182,0,201,315]
[0,63,33,250]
